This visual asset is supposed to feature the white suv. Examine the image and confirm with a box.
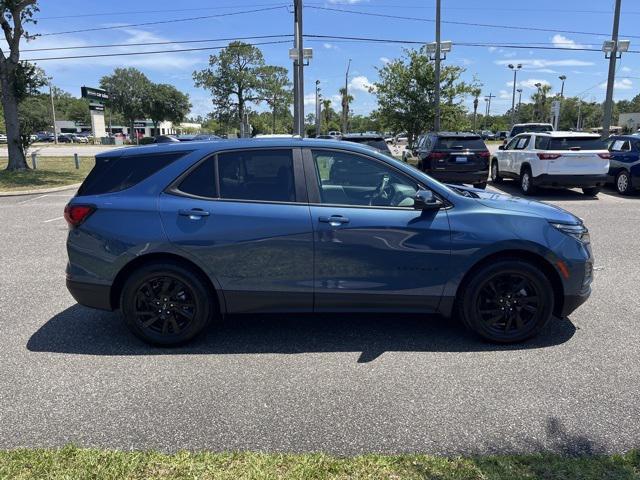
[491,131,610,196]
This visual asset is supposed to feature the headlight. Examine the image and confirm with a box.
[551,222,590,244]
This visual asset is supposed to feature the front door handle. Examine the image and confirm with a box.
[178,208,210,219]
[319,215,350,226]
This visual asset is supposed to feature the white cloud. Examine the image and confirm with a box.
[323,42,338,50]
[600,78,633,90]
[621,66,632,72]
[488,46,497,53]
[380,56,390,64]
[551,34,590,50]
[503,51,517,58]
[498,89,511,100]
[507,78,551,89]
[349,75,376,93]
[303,93,317,107]
[495,58,594,68]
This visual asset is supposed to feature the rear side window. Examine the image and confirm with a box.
[177,156,216,198]
[218,149,295,202]
[609,139,631,152]
[548,137,607,150]
[343,137,391,153]
[436,137,486,150]
[535,136,550,150]
[78,151,187,196]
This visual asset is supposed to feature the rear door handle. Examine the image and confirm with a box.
[319,215,350,226]
[178,208,210,219]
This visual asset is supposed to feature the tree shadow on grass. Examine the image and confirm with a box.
[28,304,576,362]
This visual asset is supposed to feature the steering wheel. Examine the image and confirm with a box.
[369,174,392,206]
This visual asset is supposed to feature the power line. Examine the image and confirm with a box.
[37,6,289,36]
[306,5,640,40]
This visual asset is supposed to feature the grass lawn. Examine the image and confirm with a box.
[0,156,93,192]
[0,446,638,479]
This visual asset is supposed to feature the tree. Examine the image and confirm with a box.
[320,99,339,134]
[100,67,151,142]
[339,87,354,133]
[372,46,470,147]
[145,83,191,133]
[18,94,48,151]
[258,65,291,134]
[0,0,39,170]
[193,41,266,134]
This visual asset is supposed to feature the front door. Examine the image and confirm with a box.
[159,148,314,313]
[304,148,451,312]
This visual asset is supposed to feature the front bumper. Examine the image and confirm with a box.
[533,174,607,188]
[561,286,591,317]
[66,278,113,311]
[427,169,489,184]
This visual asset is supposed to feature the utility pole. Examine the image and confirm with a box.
[516,88,523,122]
[485,92,495,123]
[556,75,567,130]
[292,0,305,136]
[49,79,58,145]
[576,100,582,130]
[315,80,320,137]
[433,0,441,132]
[602,0,622,137]
[342,58,351,134]
[508,63,522,127]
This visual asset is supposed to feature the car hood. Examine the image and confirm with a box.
[448,185,581,224]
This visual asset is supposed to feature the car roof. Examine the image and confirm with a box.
[432,131,481,138]
[609,134,639,141]
[341,133,384,139]
[534,131,600,137]
[512,123,553,127]
[95,137,389,159]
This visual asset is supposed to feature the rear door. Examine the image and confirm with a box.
[158,148,314,314]
[512,135,531,174]
[432,136,489,173]
[544,136,608,175]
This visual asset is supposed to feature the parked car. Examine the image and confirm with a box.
[401,134,425,166]
[491,131,609,196]
[57,134,74,143]
[153,135,180,143]
[496,131,509,141]
[64,139,594,346]
[607,135,640,195]
[328,130,342,138]
[413,132,490,189]
[341,133,393,156]
[193,134,222,141]
[480,130,496,140]
[71,134,89,143]
[507,123,553,141]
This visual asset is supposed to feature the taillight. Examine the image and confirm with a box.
[598,153,611,159]
[478,151,490,158]
[428,152,447,160]
[64,204,95,227]
[537,153,562,160]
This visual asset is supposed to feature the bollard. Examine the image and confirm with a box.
[31,152,37,169]
[74,153,80,169]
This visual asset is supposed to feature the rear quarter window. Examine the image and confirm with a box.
[77,151,188,196]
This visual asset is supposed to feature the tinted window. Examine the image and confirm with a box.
[535,136,550,150]
[78,151,187,196]
[178,156,216,198]
[505,137,520,150]
[435,137,486,150]
[609,139,631,152]
[343,137,391,154]
[548,137,607,150]
[218,149,295,202]
[511,124,553,136]
[313,149,417,207]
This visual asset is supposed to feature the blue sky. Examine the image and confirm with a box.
[20,0,640,119]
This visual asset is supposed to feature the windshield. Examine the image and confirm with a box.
[435,137,486,150]
[511,124,553,136]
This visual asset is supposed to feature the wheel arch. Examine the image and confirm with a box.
[109,252,225,314]
[454,249,565,318]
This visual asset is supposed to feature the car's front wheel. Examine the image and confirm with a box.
[120,261,213,346]
[615,171,632,195]
[457,259,554,343]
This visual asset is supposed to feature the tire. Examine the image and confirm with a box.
[520,167,537,195]
[473,182,487,190]
[490,159,503,183]
[120,261,214,346]
[457,259,554,343]
[615,170,632,195]
[582,187,600,197]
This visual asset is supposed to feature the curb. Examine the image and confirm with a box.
[0,183,81,197]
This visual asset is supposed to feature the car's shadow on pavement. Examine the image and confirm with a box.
[489,180,640,201]
[28,305,576,362]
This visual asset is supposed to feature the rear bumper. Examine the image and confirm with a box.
[66,278,113,311]
[427,169,489,184]
[533,174,607,188]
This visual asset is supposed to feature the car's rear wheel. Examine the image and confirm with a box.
[520,167,536,195]
[457,259,554,343]
[615,171,632,195]
[582,187,600,197]
[490,160,503,183]
[121,261,213,346]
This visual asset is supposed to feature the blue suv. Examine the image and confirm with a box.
[65,139,593,345]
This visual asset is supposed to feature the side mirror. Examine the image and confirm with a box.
[413,189,442,210]
[498,145,505,150]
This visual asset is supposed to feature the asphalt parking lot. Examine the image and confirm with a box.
[0,184,638,456]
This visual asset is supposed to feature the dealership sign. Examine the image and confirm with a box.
[89,103,105,112]
[81,86,109,102]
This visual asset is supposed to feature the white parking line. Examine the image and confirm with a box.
[18,194,48,205]
[43,216,64,223]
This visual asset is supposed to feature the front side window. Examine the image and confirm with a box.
[515,136,530,150]
[217,149,295,202]
[312,150,418,207]
[505,137,520,150]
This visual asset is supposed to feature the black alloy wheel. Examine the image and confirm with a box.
[458,260,554,343]
[121,262,212,346]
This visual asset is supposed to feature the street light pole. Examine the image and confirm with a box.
[48,78,58,145]
[342,58,351,134]
[433,0,442,132]
[508,63,522,127]
[556,74,567,130]
[602,0,622,137]
[292,0,305,136]
[534,82,542,122]
[516,88,523,122]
